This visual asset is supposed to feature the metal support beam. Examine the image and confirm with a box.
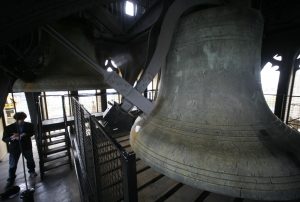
[283,51,300,123]
[25,92,40,127]
[100,89,108,111]
[42,25,154,114]
[122,152,138,202]
[274,51,298,120]
[70,91,79,100]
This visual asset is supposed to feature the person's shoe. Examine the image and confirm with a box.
[29,172,37,178]
[1,185,20,199]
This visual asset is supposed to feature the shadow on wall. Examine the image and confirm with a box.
[0,117,7,160]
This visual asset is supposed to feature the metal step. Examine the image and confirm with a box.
[43,138,66,146]
[44,160,70,171]
[43,152,69,163]
[43,132,65,139]
[44,145,68,155]
[116,135,130,143]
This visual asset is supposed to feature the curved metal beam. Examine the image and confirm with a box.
[121,0,224,112]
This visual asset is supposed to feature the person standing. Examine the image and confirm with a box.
[2,112,37,188]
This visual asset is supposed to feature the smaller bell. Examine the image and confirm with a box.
[13,22,108,92]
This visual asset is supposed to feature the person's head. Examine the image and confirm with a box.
[13,112,27,124]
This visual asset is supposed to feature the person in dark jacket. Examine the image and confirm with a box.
[2,112,37,188]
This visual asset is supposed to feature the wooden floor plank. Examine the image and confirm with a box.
[137,167,164,190]
[138,176,179,202]
[204,193,234,202]
[243,198,300,202]
[165,184,204,202]
[136,159,150,173]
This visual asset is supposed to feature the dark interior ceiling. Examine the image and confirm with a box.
[0,0,169,83]
[0,0,300,111]
[1,0,300,80]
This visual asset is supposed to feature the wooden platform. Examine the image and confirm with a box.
[116,135,299,202]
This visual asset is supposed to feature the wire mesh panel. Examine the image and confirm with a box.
[69,97,137,202]
[71,98,98,201]
[90,119,123,201]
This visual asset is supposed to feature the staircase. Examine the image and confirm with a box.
[35,96,72,180]
[41,130,71,177]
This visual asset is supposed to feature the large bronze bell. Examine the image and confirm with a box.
[130,6,300,201]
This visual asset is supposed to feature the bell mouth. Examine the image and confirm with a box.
[131,114,300,200]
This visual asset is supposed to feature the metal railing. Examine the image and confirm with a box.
[286,96,300,130]
[66,97,137,202]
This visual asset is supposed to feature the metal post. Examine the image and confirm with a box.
[62,96,68,139]
[70,91,79,100]
[34,96,42,146]
[274,51,297,120]
[95,90,99,113]
[11,92,17,112]
[42,93,49,120]
[122,152,138,202]
[101,89,108,111]
[35,95,44,180]
[285,65,299,124]
[62,96,72,169]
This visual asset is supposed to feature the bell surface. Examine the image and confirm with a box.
[130,6,300,201]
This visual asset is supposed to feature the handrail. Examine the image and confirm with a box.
[37,89,158,97]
